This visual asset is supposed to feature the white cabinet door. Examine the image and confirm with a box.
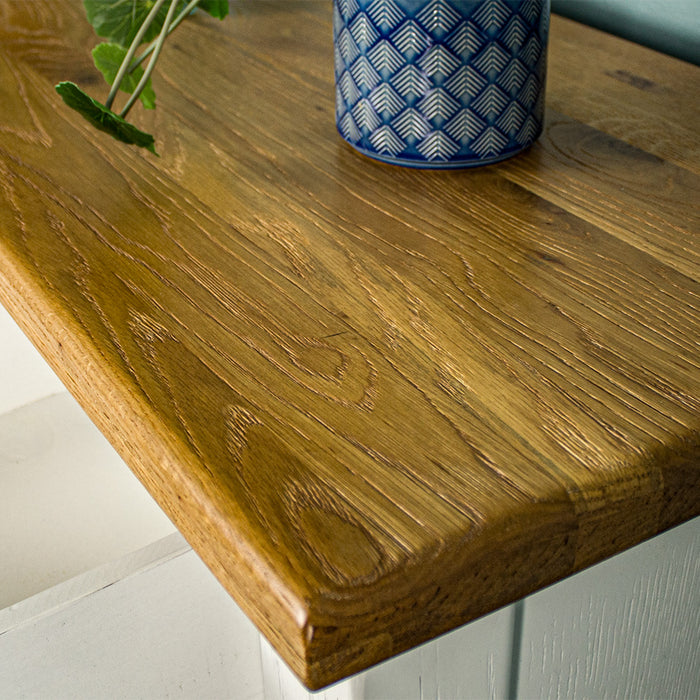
[0,536,266,700]
[516,517,700,700]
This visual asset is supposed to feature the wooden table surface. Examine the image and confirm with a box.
[1,0,698,689]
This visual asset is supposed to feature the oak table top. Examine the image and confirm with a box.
[1,1,698,689]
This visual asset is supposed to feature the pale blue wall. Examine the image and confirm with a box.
[551,0,700,65]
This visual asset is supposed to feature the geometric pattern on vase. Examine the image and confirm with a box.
[334,0,550,168]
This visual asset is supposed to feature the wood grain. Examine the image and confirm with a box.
[0,1,698,688]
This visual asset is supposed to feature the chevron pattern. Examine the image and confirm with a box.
[334,0,549,167]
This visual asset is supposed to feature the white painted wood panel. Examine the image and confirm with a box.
[347,605,515,700]
[0,303,66,414]
[260,637,362,700]
[516,517,700,700]
[0,392,175,608]
[0,535,266,699]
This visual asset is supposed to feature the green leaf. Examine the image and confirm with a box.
[92,43,156,109]
[198,0,229,20]
[83,0,186,47]
[55,82,158,155]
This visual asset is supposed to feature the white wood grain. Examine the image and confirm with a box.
[348,605,515,700]
[0,303,65,415]
[516,517,700,700]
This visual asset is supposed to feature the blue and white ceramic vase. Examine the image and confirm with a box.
[333,0,550,168]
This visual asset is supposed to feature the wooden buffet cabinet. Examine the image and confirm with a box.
[1,1,698,696]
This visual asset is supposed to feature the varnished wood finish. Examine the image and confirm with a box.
[1,2,698,688]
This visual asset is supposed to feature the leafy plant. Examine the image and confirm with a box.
[57,0,229,155]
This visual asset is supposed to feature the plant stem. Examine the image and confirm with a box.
[130,0,202,73]
[120,0,181,118]
[105,0,169,111]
